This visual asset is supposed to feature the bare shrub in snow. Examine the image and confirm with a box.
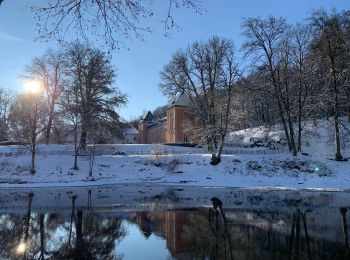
[166,158,182,173]
[246,161,262,171]
[150,144,168,156]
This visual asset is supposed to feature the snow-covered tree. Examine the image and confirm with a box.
[309,9,350,161]
[63,42,128,149]
[160,36,240,165]
[9,92,47,174]
[242,16,302,156]
[25,49,65,144]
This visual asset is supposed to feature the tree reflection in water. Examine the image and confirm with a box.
[51,190,126,259]
[1,193,350,259]
[0,191,126,259]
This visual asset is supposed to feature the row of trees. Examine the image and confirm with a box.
[0,43,127,174]
[160,9,350,163]
[241,10,350,160]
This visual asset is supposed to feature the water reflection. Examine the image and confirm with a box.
[0,186,349,259]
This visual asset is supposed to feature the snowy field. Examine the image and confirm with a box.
[0,145,349,190]
[0,118,349,190]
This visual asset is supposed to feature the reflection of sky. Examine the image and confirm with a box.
[117,220,172,260]
[46,225,71,253]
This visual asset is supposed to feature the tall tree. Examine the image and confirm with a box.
[9,91,46,174]
[309,9,350,161]
[0,88,13,138]
[61,82,81,170]
[25,49,65,144]
[242,16,300,156]
[64,42,127,149]
[160,36,240,165]
[290,23,314,152]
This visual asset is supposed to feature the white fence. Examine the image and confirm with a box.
[0,146,285,157]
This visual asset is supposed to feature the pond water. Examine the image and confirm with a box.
[0,184,350,259]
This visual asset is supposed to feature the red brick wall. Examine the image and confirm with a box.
[147,123,167,143]
[138,106,192,144]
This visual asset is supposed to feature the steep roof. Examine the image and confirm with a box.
[142,111,154,122]
[170,91,190,107]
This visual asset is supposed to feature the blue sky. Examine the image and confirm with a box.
[0,0,349,121]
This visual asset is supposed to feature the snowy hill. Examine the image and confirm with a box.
[226,118,350,158]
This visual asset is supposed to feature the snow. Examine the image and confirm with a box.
[0,147,349,190]
[0,118,349,190]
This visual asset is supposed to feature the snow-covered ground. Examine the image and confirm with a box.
[226,118,350,158]
[0,146,349,190]
[0,118,349,190]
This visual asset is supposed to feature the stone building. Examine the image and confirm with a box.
[138,92,193,144]
[123,127,139,144]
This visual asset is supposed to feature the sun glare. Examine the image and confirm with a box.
[24,79,43,95]
[16,242,27,255]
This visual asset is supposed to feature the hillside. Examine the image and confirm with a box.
[226,118,350,158]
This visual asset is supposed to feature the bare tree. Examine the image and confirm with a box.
[61,83,81,170]
[290,23,314,152]
[9,93,46,174]
[64,42,128,149]
[30,0,203,51]
[0,88,13,138]
[309,9,350,161]
[242,16,301,156]
[25,50,65,144]
[160,36,240,165]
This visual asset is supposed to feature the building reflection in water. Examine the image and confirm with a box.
[1,194,350,259]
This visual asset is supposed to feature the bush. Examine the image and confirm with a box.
[246,161,262,171]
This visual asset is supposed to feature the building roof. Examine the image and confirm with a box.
[142,111,155,122]
[126,127,139,135]
[170,91,190,107]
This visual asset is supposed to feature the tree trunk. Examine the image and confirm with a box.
[73,123,79,170]
[75,210,83,258]
[340,208,348,246]
[277,100,292,152]
[68,196,76,247]
[31,147,36,175]
[332,72,343,161]
[297,122,302,153]
[25,193,33,242]
[73,153,78,170]
[39,214,45,260]
[287,116,297,156]
[297,82,303,152]
[80,131,87,149]
[45,112,54,144]
[45,101,55,144]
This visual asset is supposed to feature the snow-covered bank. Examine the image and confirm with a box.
[1,117,349,190]
[0,149,349,190]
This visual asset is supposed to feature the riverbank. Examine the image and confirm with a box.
[0,148,349,190]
